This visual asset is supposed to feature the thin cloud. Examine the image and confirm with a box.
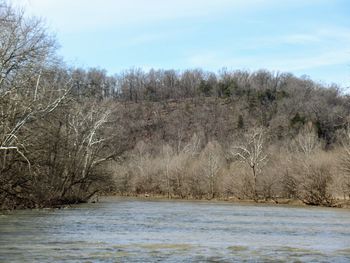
[12,0,323,32]
[187,25,350,71]
[10,0,349,87]
[188,48,350,70]
[12,0,257,32]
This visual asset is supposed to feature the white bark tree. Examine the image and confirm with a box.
[58,100,114,200]
[0,2,66,163]
[0,2,72,207]
[231,127,268,200]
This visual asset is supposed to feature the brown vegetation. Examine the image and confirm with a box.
[1,2,350,209]
[112,129,348,207]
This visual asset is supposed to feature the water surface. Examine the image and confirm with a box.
[1,197,350,262]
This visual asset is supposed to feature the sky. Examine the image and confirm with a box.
[12,0,350,88]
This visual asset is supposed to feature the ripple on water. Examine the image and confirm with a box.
[0,198,350,262]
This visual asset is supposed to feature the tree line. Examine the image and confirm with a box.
[1,1,350,209]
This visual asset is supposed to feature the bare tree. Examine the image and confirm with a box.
[0,3,73,208]
[294,122,320,156]
[200,141,224,199]
[0,3,55,86]
[298,157,334,206]
[50,100,116,203]
[162,144,173,198]
[0,2,59,156]
[340,128,350,198]
[231,127,268,200]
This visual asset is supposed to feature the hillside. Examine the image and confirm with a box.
[1,2,350,209]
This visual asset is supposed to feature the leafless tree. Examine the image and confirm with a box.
[200,141,224,199]
[0,2,73,208]
[162,144,173,198]
[231,127,268,200]
[294,122,320,156]
[340,128,350,198]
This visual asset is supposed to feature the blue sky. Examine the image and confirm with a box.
[13,0,350,88]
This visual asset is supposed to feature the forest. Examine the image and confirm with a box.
[1,2,350,209]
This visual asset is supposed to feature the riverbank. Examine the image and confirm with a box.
[1,193,349,212]
[103,194,350,209]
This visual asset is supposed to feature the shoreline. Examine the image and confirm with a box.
[1,194,349,212]
[100,194,350,210]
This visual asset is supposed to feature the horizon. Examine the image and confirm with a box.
[12,0,350,88]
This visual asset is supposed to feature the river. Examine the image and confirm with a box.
[0,197,349,262]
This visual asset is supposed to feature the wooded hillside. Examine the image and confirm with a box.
[1,2,350,209]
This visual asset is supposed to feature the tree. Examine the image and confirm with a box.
[0,3,55,85]
[340,128,350,198]
[198,80,212,96]
[237,115,244,129]
[54,100,114,203]
[162,144,173,198]
[0,2,59,156]
[298,156,333,206]
[200,141,224,199]
[231,127,268,200]
[294,122,320,156]
[0,2,71,208]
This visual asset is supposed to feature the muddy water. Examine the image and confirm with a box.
[0,197,350,262]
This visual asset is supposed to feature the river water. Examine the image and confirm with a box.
[0,197,349,262]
